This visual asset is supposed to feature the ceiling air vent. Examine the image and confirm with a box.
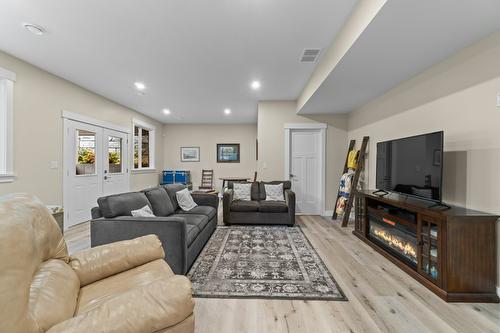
[300,49,321,62]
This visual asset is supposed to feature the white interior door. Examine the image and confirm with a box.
[64,119,130,228]
[290,129,321,214]
[103,129,129,196]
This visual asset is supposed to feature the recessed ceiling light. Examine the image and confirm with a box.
[23,23,45,36]
[163,108,171,115]
[224,108,231,115]
[134,82,146,91]
[251,80,261,90]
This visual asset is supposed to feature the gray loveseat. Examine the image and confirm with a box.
[91,184,217,274]
[223,181,295,226]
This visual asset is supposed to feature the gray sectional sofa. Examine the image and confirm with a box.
[90,184,218,274]
[223,181,295,226]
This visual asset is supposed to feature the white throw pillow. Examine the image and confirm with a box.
[264,183,285,201]
[233,183,252,201]
[131,205,155,217]
[176,188,198,211]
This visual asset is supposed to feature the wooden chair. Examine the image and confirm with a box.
[199,169,214,190]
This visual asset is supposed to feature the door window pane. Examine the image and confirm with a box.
[134,126,139,169]
[76,130,96,175]
[141,129,150,168]
[108,136,122,173]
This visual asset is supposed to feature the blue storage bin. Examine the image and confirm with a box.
[162,170,174,184]
[174,170,191,184]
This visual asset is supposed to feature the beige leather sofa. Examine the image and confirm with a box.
[0,194,194,333]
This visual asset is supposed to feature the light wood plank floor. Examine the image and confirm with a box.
[65,216,499,333]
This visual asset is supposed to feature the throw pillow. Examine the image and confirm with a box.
[264,183,285,201]
[131,205,155,217]
[176,188,198,211]
[233,183,252,201]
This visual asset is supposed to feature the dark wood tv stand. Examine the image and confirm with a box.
[353,190,499,303]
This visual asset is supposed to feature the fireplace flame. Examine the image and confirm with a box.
[373,228,417,259]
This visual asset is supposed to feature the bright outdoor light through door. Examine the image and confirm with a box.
[76,130,96,175]
[108,136,122,174]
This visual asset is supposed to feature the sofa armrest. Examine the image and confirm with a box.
[191,193,219,210]
[91,206,103,219]
[90,217,189,274]
[222,189,234,224]
[70,234,164,286]
[46,276,194,333]
[285,189,296,225]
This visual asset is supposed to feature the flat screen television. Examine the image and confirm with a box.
[376,131,444,202]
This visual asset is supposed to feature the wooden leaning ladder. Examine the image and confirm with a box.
[332,136,369,227]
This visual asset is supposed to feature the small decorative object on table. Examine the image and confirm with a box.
[46,205,64,232]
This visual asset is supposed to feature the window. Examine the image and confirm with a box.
[108,136,123,173]
[75,130,96,175]
[132,119,155,171]
[0,68,15,183]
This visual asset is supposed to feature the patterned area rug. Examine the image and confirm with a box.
[187,226,347,301]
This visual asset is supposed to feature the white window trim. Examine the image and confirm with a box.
[132,119,156,173]
[0,68,15,183]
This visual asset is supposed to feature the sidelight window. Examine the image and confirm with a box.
[132,120,155,171]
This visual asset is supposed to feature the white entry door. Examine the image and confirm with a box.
[290,129,321,214]
[102,129,129,196]
[64,119,130,228]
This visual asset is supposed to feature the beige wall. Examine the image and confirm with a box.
[257,101,348,213]
[163,124,257,191]
[347,31,500,288]
[0,50,164,205]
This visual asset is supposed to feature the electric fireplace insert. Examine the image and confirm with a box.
[367,209,417,267]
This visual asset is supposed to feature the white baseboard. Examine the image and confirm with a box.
[322,210,333,217]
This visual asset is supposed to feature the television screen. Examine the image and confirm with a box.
[376,131,443,201]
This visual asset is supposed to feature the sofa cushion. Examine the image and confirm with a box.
[259,201,288,213]
[143,187,175,217]
[233,183,252,201]
[259,181,291,200]
[162,184,187,211]
[172,214,210,232]
[227,181,259,201]
[186,224,200,247]
[131,205,155,217]
[230,200,259,212]
[176,206,216,220]
[176,188,197,211]
[75,259,174,314]
[51,275,194,333]
[264,183,285,201]
[97,192,151,218]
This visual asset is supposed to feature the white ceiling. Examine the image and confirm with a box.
[0,0,357,123]
[299,0,500,115]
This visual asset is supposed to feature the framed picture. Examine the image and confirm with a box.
[217,143,240,163]
[180,147,200,162]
